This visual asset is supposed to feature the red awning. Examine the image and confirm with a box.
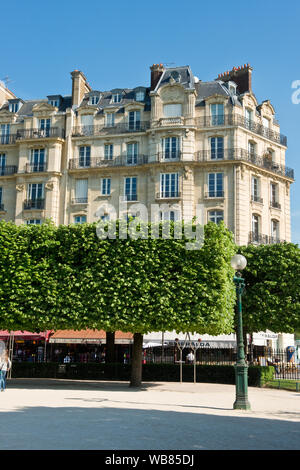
[0,331,52,341]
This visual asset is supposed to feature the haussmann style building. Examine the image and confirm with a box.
[0,64,295,353]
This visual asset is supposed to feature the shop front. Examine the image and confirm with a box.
[48,330,134,363]
[0,330,52,363]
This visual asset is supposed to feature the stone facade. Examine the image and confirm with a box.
[0,64,294,246]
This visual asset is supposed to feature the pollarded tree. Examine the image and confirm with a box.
[239,243,300,335]
[0,219,237,386]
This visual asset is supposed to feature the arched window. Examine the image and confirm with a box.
[208,210,224,224]
[251,214,260,242]
[270,219,279,243]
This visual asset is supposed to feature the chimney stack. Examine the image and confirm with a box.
[71,70,92,106]
[150,63,164,91]
[216,64,253,94]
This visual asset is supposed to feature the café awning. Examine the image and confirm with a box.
[0,331,51,341]
[49,329,133,345]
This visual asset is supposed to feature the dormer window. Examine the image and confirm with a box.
[135,91,145,102]
[49,99,59,107]
[9,102,19,113]
[89,95,99,105]
[47,95,61,108]
[112,93,122,103]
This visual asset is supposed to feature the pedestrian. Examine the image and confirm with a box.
[0,350,11,392]
[186,350,195,364]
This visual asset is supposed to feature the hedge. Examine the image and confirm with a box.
[10,362,274,387]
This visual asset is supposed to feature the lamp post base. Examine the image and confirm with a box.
[233,363,251,410]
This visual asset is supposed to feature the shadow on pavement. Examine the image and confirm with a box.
[0,404,299,450]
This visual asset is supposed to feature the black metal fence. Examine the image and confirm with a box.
[144,346,300,379]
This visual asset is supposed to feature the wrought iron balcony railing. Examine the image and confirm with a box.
[121,194,138,202]
[25,163,46,173]
[195,148,294,180]
[248,231,284,245]
[0,165,18,176]
[195,115,287,146]
[0,134,17,145]
[251,195,263,204]
[71,197,88,204]
[69,155,148,169]
[204,191,225,198]
[270,201,281,210]
[156,151,182,162]
[72,122,150,137]
[156,192,181,199]
[23,198,45,210]
[17,128,65,140]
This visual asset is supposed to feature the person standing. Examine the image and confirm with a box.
[0,350,11,392]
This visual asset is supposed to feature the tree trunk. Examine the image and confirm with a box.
[106,332,115,363]
[130,333,143,388]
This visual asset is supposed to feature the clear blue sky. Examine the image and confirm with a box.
[2,0,299,244]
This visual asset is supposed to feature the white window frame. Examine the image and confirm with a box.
[160,173,179,198]
[101,178,111,196]
[208,210,224,224]
[105,113,115,127]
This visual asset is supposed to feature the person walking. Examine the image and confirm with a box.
[0,350,11,392]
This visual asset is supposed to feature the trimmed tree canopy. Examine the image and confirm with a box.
[240,243,300,333]
[0,220,236,335]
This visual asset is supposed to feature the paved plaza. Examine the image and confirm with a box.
[0,379,299,450]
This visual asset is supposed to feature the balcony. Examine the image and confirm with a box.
[69,155,148,170]
[248,232,284,245]
[270,201,281,210]
[195,115,287,146]
[157,117,184,127]
[251,195,263,204]
[204,191,225,199]
[155,151,183,162]
[0,165,18,176]
[195,148,294,180]
[156,192,181,200]
[72,122,150,137]
[121,194,138,202]
[16,128,65,140]
[0,134,17,145]
[71,197,88,204]
[25,163,46,173]
[23,199,45,210]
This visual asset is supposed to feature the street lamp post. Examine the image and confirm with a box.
[231,254,251,410]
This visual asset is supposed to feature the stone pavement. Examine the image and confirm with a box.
[0,379,299,450]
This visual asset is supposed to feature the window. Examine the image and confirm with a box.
[0,154,6,175]
[105,113,115,127]
[208,173,224,198]
[49,100,59,107]
[163,104,182,117]
[127,143,138,165]
[208,210,224,224]
[251,176,260,202]
[80,114,94,132]
[160,173,179,198]
[39,119,51,137]
[89,95,99,105]
[26,219,41,225]
[271,220,279,241]
[248,141,256,156]
[252,214,260,240]
[26,183,44,209]
[30,149,45,172]
[101,214,110,222]
[210,137,224,160]
[124,177,137,201]
[159,210,180,221]
[75,179,88,203]
[270,182,279,207]
[74,215,87,224]
[0,124,10,144]
[128,111,141,131]
[9,102,19,113]
[101,178,111,196]
[210,104,224,125]
[0,187,2,208]
[104,144,113,160]
[262,117,270,128]
[135,91,145,102]
[162,137,180,159]
[112,93,122,103]
[79,146,91,167]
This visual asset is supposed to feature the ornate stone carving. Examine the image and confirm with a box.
[184,166,193,180]
[45,182,54,191]
[16,184,24,192]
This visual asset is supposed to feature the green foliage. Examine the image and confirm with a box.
[239,243,300,333]
[0,220,236,334]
